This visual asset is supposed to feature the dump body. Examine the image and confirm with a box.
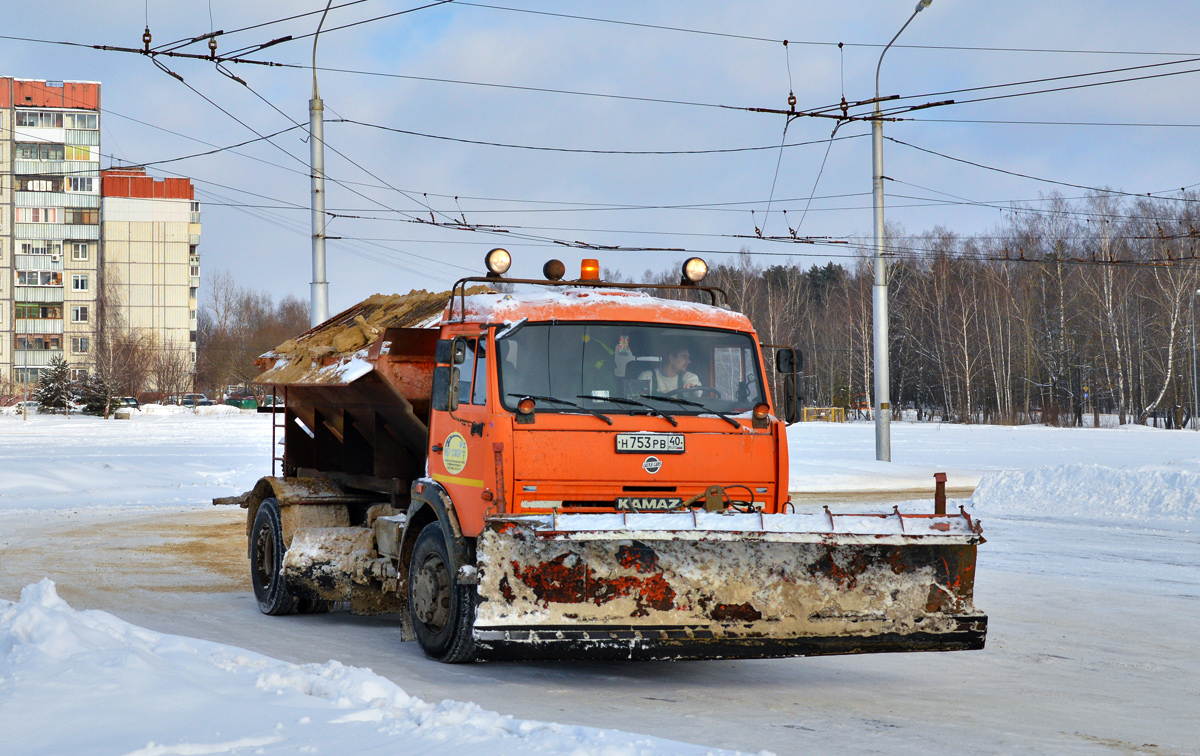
[235,282,986,662]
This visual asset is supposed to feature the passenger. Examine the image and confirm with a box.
[638,344,700,395]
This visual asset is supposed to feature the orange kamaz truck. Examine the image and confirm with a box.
[220,249,986,662]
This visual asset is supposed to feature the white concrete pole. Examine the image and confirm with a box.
[309,1,333,328]
[310,96,328,327]
[871,0,932,462]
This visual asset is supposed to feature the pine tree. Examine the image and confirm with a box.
[34,356,76,414]
[78,371,116,417]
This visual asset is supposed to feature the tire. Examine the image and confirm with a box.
[251,498,299,616]
[408,521,476,663]
[297,597,331,614]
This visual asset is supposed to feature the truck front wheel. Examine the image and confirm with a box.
[408,521,476,663]
[251,497,299,616]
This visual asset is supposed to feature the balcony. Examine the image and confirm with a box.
[10,348,64,368]
[16,318,64,335]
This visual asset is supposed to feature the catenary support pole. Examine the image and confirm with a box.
[1192,289,1198,430]
[309,2,333,328]
[871,0,932,461]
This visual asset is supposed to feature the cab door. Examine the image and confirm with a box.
[429,330,495,536]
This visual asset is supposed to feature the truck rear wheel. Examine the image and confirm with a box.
[408,521,475,663]
[251,498,299,616]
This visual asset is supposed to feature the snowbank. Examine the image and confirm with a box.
[139,403,248,416]
[0,579,759,756]
[0,413,271,512]
[970,463,1200,524]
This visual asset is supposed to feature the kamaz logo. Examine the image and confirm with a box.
[642,456,662,474]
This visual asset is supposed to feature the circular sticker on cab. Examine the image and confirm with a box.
[443,432,469,474]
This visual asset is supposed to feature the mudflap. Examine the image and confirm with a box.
[473,511,987,661]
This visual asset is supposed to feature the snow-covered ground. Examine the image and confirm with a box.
[1,413,1198,755]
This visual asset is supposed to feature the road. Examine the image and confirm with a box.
[1,505,1197,756]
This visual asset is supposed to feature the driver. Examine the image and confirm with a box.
[638,344,700,395]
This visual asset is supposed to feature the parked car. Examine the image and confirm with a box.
[184,392,213,406]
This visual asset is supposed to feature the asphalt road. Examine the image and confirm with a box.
[2,506,1196,756]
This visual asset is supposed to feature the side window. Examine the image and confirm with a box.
[456,338,476,406]
[471,338,488,405]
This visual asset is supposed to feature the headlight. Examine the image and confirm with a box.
[485,248,512,276]
[543,259,566,281]
[682,256,707,284]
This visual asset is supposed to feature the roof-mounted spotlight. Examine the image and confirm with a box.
[543,259,566,281]
[484,248,511,277]
[681,256,708,285]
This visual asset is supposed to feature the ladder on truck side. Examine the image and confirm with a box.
[264,386,287,477]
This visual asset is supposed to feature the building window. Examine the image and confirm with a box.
[64,145,91,161]
[17,271,62,287]
[72,274,89,292]
[16,177,60,192]
[70,368,89,381]
[15,110,65,128]
[15,143,64,161]
[65,209,98,225]
[19,242,62,256]
[15,334,62,350]
[15,368,44,384]
[71,305,88,323]
[190,265,200,277]
[72,337,90,354]
[67,177,94,193]
[16,303,63,319]
[71,243,89,261]
[65,113,98,130]
[189,287,198,299]
[15,207,59,223]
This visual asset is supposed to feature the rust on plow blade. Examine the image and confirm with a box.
[474,509,987,661]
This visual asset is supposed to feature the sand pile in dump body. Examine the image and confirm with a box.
[256,287,490,385]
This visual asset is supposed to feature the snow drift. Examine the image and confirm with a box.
[970,463,1200,524]
[0,579,760,756]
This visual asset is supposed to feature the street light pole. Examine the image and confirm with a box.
[872,0,933,462]
[309,1,333,328]
[1192,289,1198,430]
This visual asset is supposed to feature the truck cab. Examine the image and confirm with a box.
[429,285,790,539]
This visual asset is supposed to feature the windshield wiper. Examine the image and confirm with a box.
[508,394,612,425]
[641,394,741,429]
[576,395,678,426]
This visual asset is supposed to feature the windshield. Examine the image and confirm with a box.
[497,322,766,416]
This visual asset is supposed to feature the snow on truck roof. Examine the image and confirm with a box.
[256,285,747,386]
[452,287,751,331]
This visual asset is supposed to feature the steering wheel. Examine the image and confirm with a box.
[665,385,722,399]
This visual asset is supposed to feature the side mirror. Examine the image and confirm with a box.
[782,374,801,424]
[776,347,802,374]
[432,366,459,411]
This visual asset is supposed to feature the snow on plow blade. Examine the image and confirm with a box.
[474,508,986,661]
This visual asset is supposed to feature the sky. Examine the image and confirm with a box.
[3,1,1200,314]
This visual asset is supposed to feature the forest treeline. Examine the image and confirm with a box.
[643,193,1200,427]
[195,270,310,397]
[189,192,1199,426]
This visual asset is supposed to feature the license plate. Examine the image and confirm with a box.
[615,433,685,454]
[615,497,684,511]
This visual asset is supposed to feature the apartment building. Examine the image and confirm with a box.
[101,167,200,366]
[0,78,101,388]
[1,77,200,393]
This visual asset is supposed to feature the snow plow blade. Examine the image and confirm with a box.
[474,508,986,661]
